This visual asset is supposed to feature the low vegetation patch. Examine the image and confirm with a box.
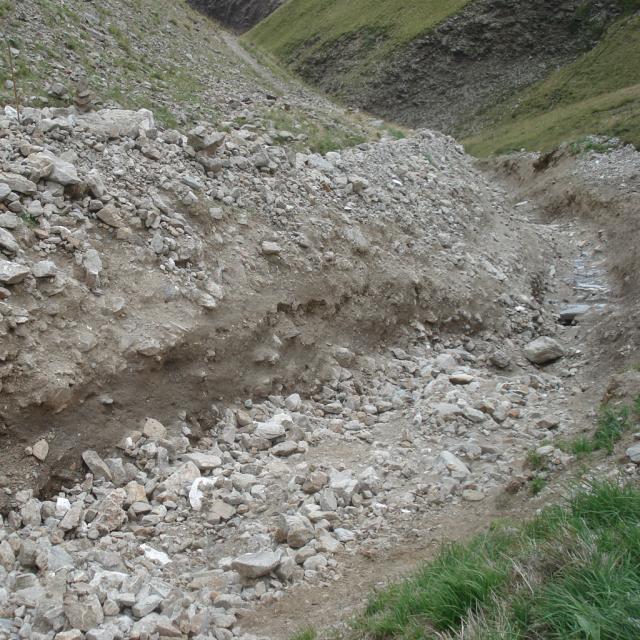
[559,400,638,458]
[296,481,640,640]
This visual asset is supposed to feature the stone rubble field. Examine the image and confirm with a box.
[0,93,612,640]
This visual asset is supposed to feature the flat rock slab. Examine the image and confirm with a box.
[559,304,591,323]
[231,550,280,578]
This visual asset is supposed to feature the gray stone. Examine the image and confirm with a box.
[142,417,166,439]
[271,440,298,457]
[0,213,18,228]
[96,204,125,228]
[32,439,49,461]
[231,550,280,578]
[626,444,640,463]
[184,451,222,470]
[0,260,29,285]
[132,594,162,618]
[490,349,511,369]
[82,249,103,288]
[64,594,104,632]
[59,501,84,531]
[261,240,282,255]
[0,228,19,254]
[82,450,113,481]
[30,151,80,185]
[75,108,155,139]
[91,489,127,534]
[285,393,302,411]
[32,260,57,278]
[0,172,36,194]
[255,414,289,440]
[524,337,564,364]
[438,450,470,478]
[559,304,591,323]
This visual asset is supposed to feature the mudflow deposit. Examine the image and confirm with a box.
[0,1,639,640]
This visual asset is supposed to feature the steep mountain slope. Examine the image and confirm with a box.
[464,14,640,155]
[247,0,637,153]
[187,0,284,32]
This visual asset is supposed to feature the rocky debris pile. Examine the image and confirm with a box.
[0,99,553,500]
[2,0,372,149]
[0,311,584,639]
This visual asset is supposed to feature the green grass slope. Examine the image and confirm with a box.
[247,0,471,67]
[465,14,640,156]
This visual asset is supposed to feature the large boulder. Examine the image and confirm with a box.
[524,337,564,364]
[75,108,155,139]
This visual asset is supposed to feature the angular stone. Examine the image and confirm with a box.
[30,151,80,185]
[132,594,162,618]
[140,544,172,566]
[231,550,280,578]
[0,540,15,569]
[208,499,236,522]
[187,127,225,154]
[32,260,57,278]
[163,461,200,495]
[184,451,222,470]
[82,450,112,481]
[0,228,19,254]
[0,212,18,228]
[131,614,181,638]
[91,489,127,534]
[32,439,49,461]
[142,417,166,439]
[64,594,104,632]
[271,440,298,457]
[59,501,84,531]
[82,249,102,288]
[334,527,355,542]
[255,413,291,440]
[261,241,282,255]
[438,451,470,478]
[96,204,125,228]
[626,443,640,463]
[0,260,29,284]
[524,337,564,365]
[0,172,36,194]
[75,108,155,139]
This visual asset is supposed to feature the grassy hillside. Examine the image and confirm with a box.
[464,15,640,155]
[248,0,471,64]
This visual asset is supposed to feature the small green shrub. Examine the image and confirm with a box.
[530,477,547,496]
